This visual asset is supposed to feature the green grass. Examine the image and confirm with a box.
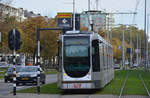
[17,83,63,94]
[0,67,7,79]
[44,69,57,75]
[17,70,149,95]
[96,70,131,95]
[141,70,150,94]
[122,70,147,95]
[17,70,131,94]
[0,71,5,79]
[0,67,8,72]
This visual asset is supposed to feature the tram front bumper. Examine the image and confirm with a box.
[61,82,95,89]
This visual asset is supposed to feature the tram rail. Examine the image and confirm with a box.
[119,73,129,98]
[139,73,150,96]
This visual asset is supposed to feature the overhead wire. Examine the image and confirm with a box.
[132,0,140,24]
[129,0,140,68]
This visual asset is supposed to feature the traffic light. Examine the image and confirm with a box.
[8,30,15,50]
[8,29,22,51]
[40,45,43,51]
[15,30,22,50]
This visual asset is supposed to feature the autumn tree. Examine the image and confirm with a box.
[17,16,60,68]
[0,0,16,54]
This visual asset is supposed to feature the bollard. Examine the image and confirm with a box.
[37,66,40,94]
[13,64,16,95]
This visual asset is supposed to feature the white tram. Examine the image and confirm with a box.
[57,31,114,89]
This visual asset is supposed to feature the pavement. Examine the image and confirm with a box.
[0,79,3,83]
[0,93,149,98]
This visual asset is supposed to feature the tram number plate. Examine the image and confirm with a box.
[73,83,82,88]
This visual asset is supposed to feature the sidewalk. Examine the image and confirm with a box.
[0,93,61,98]
[0,79,3,83]
[0,93,149,98]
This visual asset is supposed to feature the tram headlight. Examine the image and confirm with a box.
[64,73,66,76]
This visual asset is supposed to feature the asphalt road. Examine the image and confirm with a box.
[0,74,57,95]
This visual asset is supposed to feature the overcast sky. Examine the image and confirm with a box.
[12,0,150,30]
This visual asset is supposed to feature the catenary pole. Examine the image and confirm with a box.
[147,14,150,68]
[144,0,147,71]
[122,26,125,70]
[73,0,76,31]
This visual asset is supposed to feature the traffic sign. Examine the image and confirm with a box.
[57,13,72,28]
[57,13,72,18]
[135,49,140,54]
[126,48,131,54]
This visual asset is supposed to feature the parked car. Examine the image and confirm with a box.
[133,63,138,68]
[114,64,120,69]
[16,66,46,85]
[0,62,8,68]
[4,66,22,83]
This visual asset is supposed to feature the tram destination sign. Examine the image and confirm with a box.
[57,13,72,28]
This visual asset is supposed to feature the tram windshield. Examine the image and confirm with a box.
[64,36,90,78]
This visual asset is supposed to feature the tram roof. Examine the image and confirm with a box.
[64,30,94,35]
[92,33,112,48]
[60,30,112,48]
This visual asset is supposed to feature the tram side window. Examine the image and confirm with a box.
[92,40,100,72]
[104,45,107,70]
[107,47,109,69]
[106,46,108,70]
[99,44,103,71]
[103,45,105,70]
[111,48,113,69]
[109,48,112,69]
[108,47,110,69]
[111,48,112,68]
[58,41,62,72]
[102,44,105,70]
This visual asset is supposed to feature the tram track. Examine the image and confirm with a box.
[119,70,150,98]
[139,72,150,96]
[119,73,129,98]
